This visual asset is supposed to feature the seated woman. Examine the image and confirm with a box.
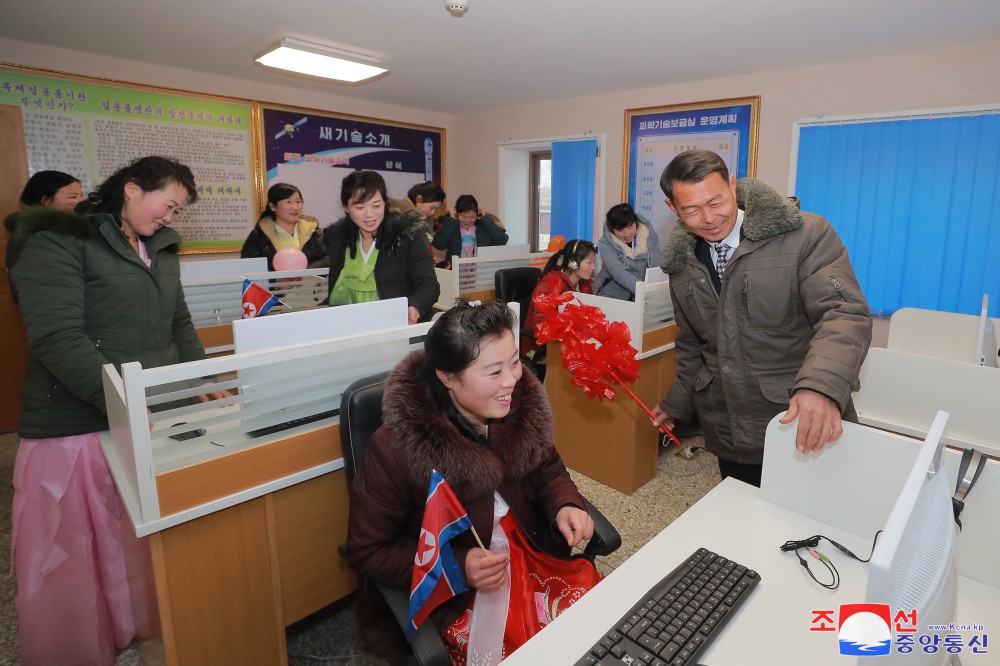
[406,180,447,223]
[432,194,508,267]
[521,239,598,356]
[241,183,327,271]
[593,203,661,301]
[346,300,602,663]
[19,170,84,212]
[325,170,440,324]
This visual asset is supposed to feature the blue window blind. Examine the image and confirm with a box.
[551,138,598,242]
[794,113,1000,317]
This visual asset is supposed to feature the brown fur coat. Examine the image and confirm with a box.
[345,350,584,651]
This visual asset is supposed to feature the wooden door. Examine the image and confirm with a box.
[0,104,30,434]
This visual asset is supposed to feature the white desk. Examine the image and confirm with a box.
[506,419,1000,665]
[854,347,1000,456]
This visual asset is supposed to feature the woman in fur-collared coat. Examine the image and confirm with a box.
[346,300,602,663]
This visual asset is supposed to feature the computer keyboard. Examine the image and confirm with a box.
[247,408,339,438]
[575,547,760,666]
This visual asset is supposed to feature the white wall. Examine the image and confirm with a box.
[450,40,1000,217]
[0,37,459,260]
[6,37,1000,255]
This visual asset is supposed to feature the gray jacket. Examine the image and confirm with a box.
[658,178,872,464]
[593,218,661,300]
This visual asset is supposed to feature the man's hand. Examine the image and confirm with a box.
[779,389,842,454]
[465,548,509,592]
[407,306,420,325]
[556,506,594,548]
[650,404,676,431]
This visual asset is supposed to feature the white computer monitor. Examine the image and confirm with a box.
[854,410,958,665]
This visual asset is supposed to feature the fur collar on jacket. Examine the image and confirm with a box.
[659,178,802,274]
[5,208,180,269]
[257,214,320,241]
[328,209,427,254]
[381,350,554,499]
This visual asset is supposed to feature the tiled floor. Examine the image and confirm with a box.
[0,431,721,665]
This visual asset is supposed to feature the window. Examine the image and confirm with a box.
[498,134,605,253]
[792,106,1000,317]
[529,151,551,252]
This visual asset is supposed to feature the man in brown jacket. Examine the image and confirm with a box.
[651,150,872,487]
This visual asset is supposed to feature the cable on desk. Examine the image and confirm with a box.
[779,530,882,590]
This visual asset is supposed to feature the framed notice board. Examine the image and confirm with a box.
[623,96,760,243]
[0,64,259,253]
[260,103,445,225]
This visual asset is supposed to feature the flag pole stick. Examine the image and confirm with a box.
[469,525,487,551]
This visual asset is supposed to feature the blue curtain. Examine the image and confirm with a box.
[795,115,1000,316]
[551,139,598,242]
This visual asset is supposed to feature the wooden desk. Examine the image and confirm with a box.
[120,423,356,666]
[105,318,431,665]
[546,324,678,494]
[195,322,235,356]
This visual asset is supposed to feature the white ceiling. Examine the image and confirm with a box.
[3,0,1000,115]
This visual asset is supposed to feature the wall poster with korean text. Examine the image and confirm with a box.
[259,104,445,228]
[623,96,760,243]
[0,63,258,253]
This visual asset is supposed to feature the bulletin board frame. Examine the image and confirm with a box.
[623,96,760,239]
[258,102,446,223]
[0,62,262,254]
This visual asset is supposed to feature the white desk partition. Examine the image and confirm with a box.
[100,317,431,537]
[635,278,674,343]
[231,297,406,352]
[434,250,550,308]
[975,295,999,367]
[573,278,675,358]
[180,257,267,278]
[761,416,1000,590]
[888,305,998,366]
[478,243,530,257]
[506,417,1000,665]
[643,266,668,284]
[233,299,408,435]
[855,347,1000,455]
[182,267,329,331]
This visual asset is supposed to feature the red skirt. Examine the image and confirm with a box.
[442,512,603,664]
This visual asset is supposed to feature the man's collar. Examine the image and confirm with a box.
[718,209,744,248]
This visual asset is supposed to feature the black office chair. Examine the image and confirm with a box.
[339,372,621,665]
[495,266,545,380]
[494,266,542,325]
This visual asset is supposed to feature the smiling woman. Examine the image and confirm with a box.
[345,299,602,662]
[18,170,83,212]
[241,182,327,271]
[324,170,440,324]
[4,155,228,666]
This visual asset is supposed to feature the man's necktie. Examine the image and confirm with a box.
[715,243,730,278]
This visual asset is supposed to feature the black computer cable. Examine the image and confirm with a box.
[779,530,882,590]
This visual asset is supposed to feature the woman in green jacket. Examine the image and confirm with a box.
[6,156,225,666]
[431,193,508,266]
